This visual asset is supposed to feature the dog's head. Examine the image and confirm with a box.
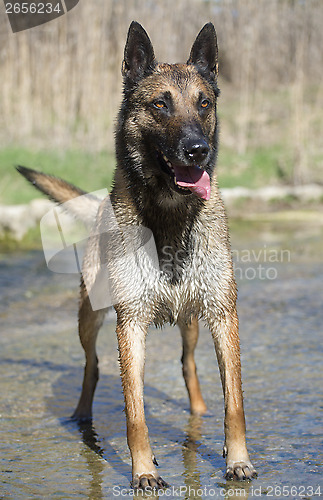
[117,21,220,204]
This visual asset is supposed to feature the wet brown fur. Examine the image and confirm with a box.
[17,22,256,488]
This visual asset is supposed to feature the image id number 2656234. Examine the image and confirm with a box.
[5,3,62,14]
[264,485,321,497]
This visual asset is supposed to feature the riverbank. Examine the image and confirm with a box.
[1,184,323,248]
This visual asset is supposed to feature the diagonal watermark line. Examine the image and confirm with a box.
[53,207,67,249]
[60,0,68,14]
[40,189,160,310]
[73,243,81,274]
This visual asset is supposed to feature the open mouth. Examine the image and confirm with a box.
[157,151,211,201]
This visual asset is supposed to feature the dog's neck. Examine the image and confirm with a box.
[111,166,204,253]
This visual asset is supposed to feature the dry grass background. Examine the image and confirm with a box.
[0,0,323,185]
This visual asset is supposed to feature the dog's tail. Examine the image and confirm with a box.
[16,165,101,224]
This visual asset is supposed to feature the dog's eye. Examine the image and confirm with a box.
[154,100,167,109]
[201,99,210,109]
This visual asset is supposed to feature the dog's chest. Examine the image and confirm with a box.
[110,203,234,324]
[130,229,230,325]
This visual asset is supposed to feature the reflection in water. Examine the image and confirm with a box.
[77,419,105,457]
[216,480,252,500]
[77,420,105,500]
[182,415,252,500]
[182,415,203,498]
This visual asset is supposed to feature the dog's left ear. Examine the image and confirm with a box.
[122,21,156,85]
[187,23,218,80]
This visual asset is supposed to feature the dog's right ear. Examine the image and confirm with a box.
[122,21,156,85]
[187,23,218,81]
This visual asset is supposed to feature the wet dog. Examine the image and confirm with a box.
[18,21,257,488]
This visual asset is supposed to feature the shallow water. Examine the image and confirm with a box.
[0,219,322,499]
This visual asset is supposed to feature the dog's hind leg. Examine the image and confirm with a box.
[208,308,257,480]
[116,317,168,490]
[179,318,207,415]
[72,283,106,421]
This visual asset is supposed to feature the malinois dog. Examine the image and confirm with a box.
[18,21,257,488]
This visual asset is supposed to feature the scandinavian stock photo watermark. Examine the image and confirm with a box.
[232,246,291,281]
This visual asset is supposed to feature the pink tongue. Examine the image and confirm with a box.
[173,165,211,200]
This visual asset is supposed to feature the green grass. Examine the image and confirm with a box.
[0,226,42,252]
[0,144,291,205]
[0,147,116,205]
[217,145,291,189]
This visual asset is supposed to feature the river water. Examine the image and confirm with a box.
[0,216,322,499]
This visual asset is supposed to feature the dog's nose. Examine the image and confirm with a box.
[184,139,209,164]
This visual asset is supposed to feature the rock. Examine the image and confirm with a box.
[220,187,253,202]
[0,199,55,240]
[28,199,53,220]
[220,184,323,204]
[0,198,78,240]
[0,204,31,240]
[1,184,323,240]
[293,184,323,201]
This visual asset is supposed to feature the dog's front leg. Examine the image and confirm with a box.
[116,319,168,490]
[209,309,257,480]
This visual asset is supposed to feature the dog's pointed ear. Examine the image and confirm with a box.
[122,21,156,84]
[187,23,218,80]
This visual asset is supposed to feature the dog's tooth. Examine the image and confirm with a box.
[161,151,175,173]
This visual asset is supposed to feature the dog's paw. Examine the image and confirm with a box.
[225,461,257,481]
[131,474,169,490]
